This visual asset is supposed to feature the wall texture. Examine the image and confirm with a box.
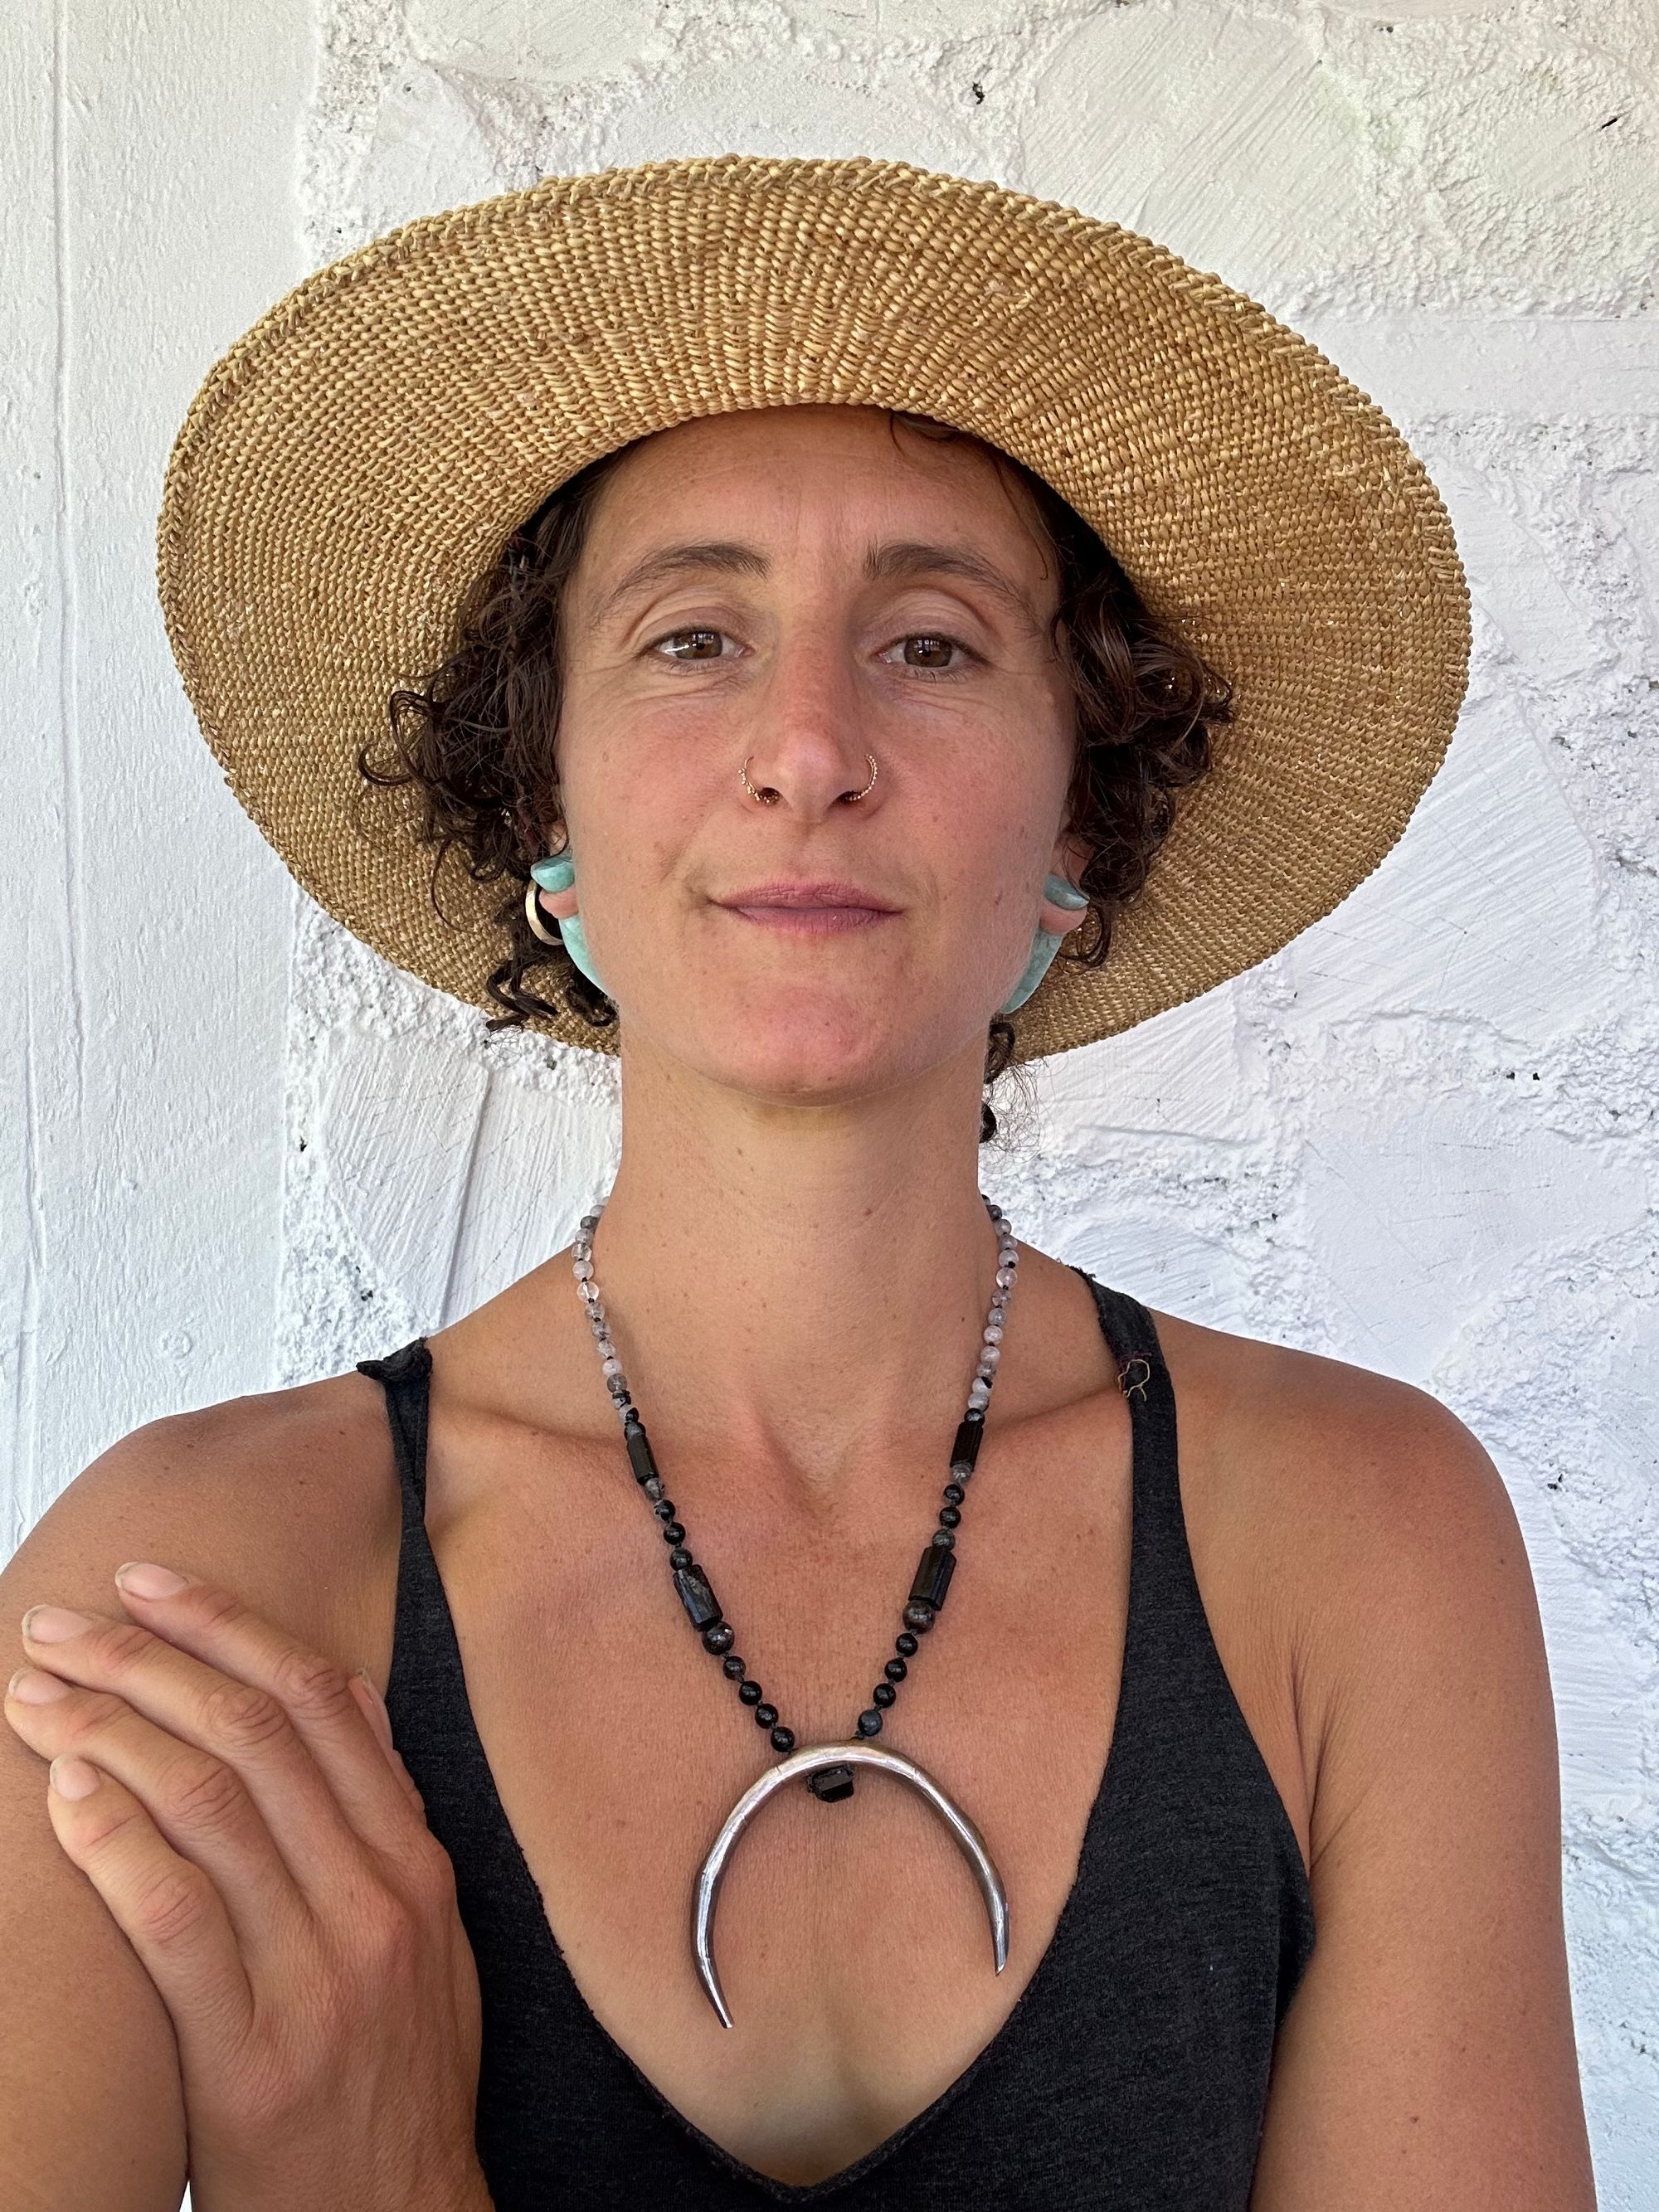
[5,2,1656,2201]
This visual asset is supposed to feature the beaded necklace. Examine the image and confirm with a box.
[571,1192,1018,2027]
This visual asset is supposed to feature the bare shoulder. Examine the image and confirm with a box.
[1146,1302,1529,1781]
[1,1368,402,1678]
[1144,1304,1593,2207]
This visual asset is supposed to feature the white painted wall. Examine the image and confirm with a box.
[5,2,1656,2202]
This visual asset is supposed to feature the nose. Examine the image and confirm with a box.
[737,630,884,818]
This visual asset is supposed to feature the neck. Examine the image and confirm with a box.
[565,1033,1016,1510]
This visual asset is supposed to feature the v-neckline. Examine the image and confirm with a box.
[416,1269,1154,2201]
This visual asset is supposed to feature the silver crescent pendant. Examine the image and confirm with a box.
[692,1740,1010,2028]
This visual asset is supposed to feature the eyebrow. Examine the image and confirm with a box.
[586,537,1043,634]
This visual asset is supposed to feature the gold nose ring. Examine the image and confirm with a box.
[739,754,878,805]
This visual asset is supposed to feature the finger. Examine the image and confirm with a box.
[105,1568,421,1852]
[18,1601,394,1897]
[44,1752,255,2059]
[7,1665,309,1964]
[349,1668,426,1813]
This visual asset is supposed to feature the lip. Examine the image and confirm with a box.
[723,905,894,934]
[714,880,902,912]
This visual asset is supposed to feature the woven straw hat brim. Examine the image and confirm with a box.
[156,153,1471,1063]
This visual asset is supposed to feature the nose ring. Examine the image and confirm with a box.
[739,754,878,805]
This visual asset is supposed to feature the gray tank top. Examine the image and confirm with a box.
[358,1269,1315,2207]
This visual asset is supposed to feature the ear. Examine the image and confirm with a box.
[1039,830,1092,935]
[535,879,580,923]
[533,818,579,921]
[1048,827,1089,889]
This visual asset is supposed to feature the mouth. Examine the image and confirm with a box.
[722,905,895,934]
[713,879,902,934]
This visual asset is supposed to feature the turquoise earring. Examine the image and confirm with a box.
[528,848,611,997]
[999,873,1089,1016]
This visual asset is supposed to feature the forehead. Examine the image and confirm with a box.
[586,404,1047,542]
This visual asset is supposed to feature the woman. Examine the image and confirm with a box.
[1,156,1595,2209]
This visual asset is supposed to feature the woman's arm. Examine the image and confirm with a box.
[1248,1381,1597,2209]
[0,1382,424,2210]
[2,1427,214,2210]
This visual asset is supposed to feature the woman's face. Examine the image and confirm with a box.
[549,404,1080,1103]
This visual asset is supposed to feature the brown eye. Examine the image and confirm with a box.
[657,628,728,661]
[886,633,974,676]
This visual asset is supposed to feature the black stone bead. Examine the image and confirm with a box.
[903,1600,936,1633]
[624,1421,658,1490]
[722,1655,746,1679]
[673,1563,722,1632]
[669,1548,693,1570]
[910,1542,956,1610]
[938,1505,961,1529]
[662,1522,685,1545]
[949,1415,985,1473]
[771,1725,795,1754]
[754,1702,778,1728]
[943,1483,965,1506]
[645,1478,665,1503]
[896,1632,918,1657]
[702,1622,734,1654]
[739,1680,762,1706]
[807,1764,855,1802]
[856,1708,883,1738]
[884,1658,907,1683]
[653,1498,675,1521]
[873,1682,896,1709]
[931,1529,955,1550]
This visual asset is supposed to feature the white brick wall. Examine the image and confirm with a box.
[6,2,1656,2200]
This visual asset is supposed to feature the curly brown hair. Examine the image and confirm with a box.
[359,411,1230,1142]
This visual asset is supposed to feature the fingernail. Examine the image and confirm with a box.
[48,1756,100,1801]
[22,1607,96,1644]
[352,1668,402,1772]
[114,1561,189,1599]
[7,1667,70,1704]
[353,1666,393,1740]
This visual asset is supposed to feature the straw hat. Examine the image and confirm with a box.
[155,152,1471,1064]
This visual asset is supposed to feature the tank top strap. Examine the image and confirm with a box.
[358,1340,432,1507]
[355,1341,476,1730]
[1066,1265,1218,1691]
[355,1338,551,2073]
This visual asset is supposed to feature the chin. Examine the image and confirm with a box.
[674,991,919,1091]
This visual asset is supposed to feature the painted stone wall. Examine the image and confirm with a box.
[6,2,1656,2200]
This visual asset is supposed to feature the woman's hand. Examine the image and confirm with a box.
[3,1563,489,2212]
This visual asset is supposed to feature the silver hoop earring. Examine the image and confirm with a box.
[739,754,878,805]
[524,879,562,946]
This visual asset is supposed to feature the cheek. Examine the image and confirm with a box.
[934,765,1053,920]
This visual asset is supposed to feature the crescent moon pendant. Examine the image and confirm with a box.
[692,1741,1009,2028]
